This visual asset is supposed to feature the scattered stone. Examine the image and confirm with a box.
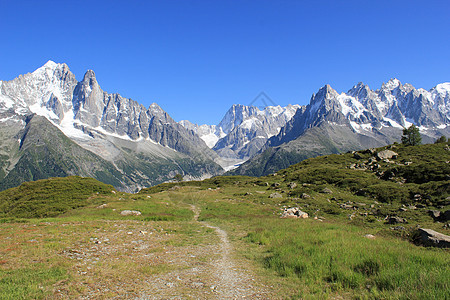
[339,204,355,210]
[353,152,363,159]
[111,190,116,194]
[390,226,405,231]
[120,210,142,216]
[385,216,407,224]
[321,188,333,194]
[399,207,408,212]
[364,234,376,239]
[255,191,265,194]
[281,207,309,219]
[301,193,311,199]
[416,228,450,248]
[96,204,108,209]
[269,192,282,199]
[288,182,297,189]
[376,150,398,160]
[139,230,148,235]
[363,148,376,154]
[244,192,253,196]
[429,210,450,222]
[127,232,133,235]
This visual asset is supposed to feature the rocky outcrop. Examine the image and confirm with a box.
[416,228,450,248]
[376,150,398,160]
[281,207,309,219]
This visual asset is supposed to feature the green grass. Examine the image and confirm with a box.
[0,142,449,299]
[0,265,68,300]
[0,176,115,218]
[242,218,449,299]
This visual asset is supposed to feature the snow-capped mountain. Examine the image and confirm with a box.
[180,104,301,162]
[230,79,450,176]
[178,121,226,148]
[0,61,223,191]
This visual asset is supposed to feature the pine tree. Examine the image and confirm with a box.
[435,135,447,144]
[401,124,422,146]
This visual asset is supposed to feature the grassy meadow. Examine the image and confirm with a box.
[0,142,449,299]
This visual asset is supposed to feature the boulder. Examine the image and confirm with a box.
[281,207,309,219]
[269,192,283,199]
[376,150,398,160]
[429,210,450,222]
[416,228,450,248]
[386,216,407,224]
[120,210,142,216]
[288,182,297,189]
[321,188,333,194]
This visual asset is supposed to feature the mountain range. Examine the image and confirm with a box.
[0,61,448,190]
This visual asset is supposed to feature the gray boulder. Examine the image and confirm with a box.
[281,207,309,219]
[376,150,398,160]
[417,228,450,248]
[120,210,142,216]
[269,192,282,199]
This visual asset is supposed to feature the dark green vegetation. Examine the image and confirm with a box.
[0,176,115,218]
[402,124,422,146]
[0,142,449,299]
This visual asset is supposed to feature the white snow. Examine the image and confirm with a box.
[383,117,405,129]
[350,121,373,133]
[0,94,15,109]
[29,102,59,120]
[200,133,221,148]
[337,94,367,117]
[434,82,450,95]
[240,118,259,130]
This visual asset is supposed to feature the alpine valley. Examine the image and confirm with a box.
[0,61,449,191]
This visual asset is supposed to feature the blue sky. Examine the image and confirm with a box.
[1,0,449,125]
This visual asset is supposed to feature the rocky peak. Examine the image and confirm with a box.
[382,78,402,91]
[348,82,371,99]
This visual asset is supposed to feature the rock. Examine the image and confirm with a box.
[96,203,108,209]
[339,204,354,210]
[386,216,407,224]
[321,188,333,194]
[269,192,282,199]
[416,228,450,248]
[390,226,405,231]
[120,210,142,216]
[364,234,376,239]
[288,182,297,189]
[353,152,363,159]
[281,207,309,219]
[429,210,450,222]
[255,191,265,194]
[244,192,253,196]
[271,182,280,188]
[301,193,311,199]
[363,148,376,154]
[376,150,398,160]
[429,210,442,220]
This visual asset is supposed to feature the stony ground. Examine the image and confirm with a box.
[0,207,277,299]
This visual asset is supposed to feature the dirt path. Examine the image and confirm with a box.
[189,205,270,299]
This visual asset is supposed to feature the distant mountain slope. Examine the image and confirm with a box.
[0,61,223,191]
[230,80,450,176]
[180,104,301,164]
